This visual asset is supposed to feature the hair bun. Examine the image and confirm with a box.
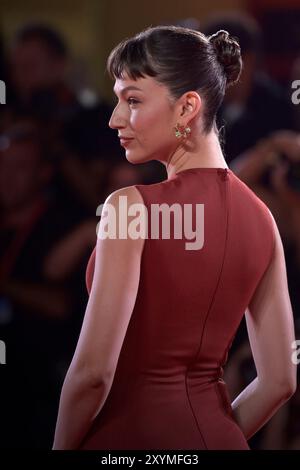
[208,29,242,86]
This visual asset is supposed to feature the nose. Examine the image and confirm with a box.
[109,104,126,130]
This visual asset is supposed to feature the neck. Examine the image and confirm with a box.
[165,130,228,180]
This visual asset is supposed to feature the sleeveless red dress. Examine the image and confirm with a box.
[80,167,274,450]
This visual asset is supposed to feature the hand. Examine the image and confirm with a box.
[269,130,300,162]
[270,160,300,208]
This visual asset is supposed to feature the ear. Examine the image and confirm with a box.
[177,91,202,125]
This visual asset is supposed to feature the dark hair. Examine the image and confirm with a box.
[201,12,262,55]
[13,23,68,59]
[107,25,242,133]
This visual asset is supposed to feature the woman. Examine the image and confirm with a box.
[52,26,296,450]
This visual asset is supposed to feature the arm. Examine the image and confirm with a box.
[52,186,145,449]
[44,220,97,281]
[231,211,297,440]
[231,130,300,188]
[59,153,107,211]
[230,138,279,187]
[0,280,71,318]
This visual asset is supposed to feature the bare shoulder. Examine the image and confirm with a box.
[97,185,147,247]
[104,185,145,207]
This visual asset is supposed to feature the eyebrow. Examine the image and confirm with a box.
[113,85,143,95]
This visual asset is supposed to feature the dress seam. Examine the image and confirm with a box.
[192,174,230,364]
[185,173,230,450]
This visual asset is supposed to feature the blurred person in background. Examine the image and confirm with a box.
[42,161,144,287]
[231,130,300,320]
[201,11,295,164]
[0,118,89,447]
[6,23,123,212]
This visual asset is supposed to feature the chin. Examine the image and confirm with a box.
[125,150,150,165]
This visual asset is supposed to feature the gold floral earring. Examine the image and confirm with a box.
[174,123,191,139]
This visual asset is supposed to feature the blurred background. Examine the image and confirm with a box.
[0,0,300,449]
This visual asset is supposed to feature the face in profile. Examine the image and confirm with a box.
[0,132,52,210]
[109,73,180,165]
[10,39,65,99]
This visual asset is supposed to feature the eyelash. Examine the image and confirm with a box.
[127,97,140,106]
[113,97,140,107]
